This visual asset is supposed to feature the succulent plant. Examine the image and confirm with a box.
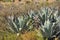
[5,13,34,34]
[37,7,60,40]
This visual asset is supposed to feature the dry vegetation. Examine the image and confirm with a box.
[0,1,59,16]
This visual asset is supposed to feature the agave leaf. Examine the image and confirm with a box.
[18,16,24,28]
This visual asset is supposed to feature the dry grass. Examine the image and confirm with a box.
[20,31,37,40]
[17,31,37,40]
[17,29,43,40]
[0,1,59,16]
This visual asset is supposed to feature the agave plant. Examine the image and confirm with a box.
[5,12,35,35]
[37,7,60,40]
